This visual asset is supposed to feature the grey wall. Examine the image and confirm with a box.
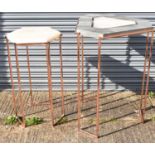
[0,12,155,91]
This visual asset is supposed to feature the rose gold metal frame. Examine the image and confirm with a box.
[59,34,65,115]
[6,34,65,127]
[26,45,33,106]
[140,31,154,122]
[6,38,16,114]
[77,28,154,138]
[81,36,84,103]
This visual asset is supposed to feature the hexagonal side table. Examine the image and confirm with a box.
[6,27,65,127]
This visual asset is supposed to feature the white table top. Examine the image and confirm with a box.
[76,14,153,39]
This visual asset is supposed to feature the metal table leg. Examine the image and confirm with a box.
[77,33,81,131]
[14,44,25,127]
[81,36,84,103]
[96,37,102,138]
[45,43,54,126]
[59,34,65,116]
[140,32,150,122]
[77,33,102,138]
[140,32,149,122]
[26,46,33,106]
[77,30,154,139]
[6,36,65,128]
[140,30,154,122]
[6,37,16,114]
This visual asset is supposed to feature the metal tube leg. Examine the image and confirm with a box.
[45,43,54,126]
[142,31,154,122]
[77,33,81,131]
[96,37,102,138]
[81,36,84,103]
[59,34,65,115]
[26,46,33,106]
[14,44,25,127]
[140,32,149,123]
[6,37,17,114]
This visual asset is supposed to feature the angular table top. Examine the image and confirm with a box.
[76,14,153,39]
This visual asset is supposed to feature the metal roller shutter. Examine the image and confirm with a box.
[0,12,154,91]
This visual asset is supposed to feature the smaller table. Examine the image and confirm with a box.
[6,27,65,127]
[76,14,154,138]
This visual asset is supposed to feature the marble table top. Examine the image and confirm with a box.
[76,14,153,39]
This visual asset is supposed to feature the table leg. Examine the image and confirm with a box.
[81,36,84,103]
[14,44,25,127]
[6,38,17,114]
[77,33,81,131]
[96,37,102,138]
[140,32,149,123]
[59,34,65,116]
[26,46,33,106]
[142,31,154,122]
[45,43,54,126]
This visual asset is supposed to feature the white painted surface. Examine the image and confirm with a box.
[93,17,136,29]
[6,27,61,43]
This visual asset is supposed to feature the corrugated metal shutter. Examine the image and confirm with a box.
[0,12,155,91]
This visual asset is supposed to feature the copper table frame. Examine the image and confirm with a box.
[6,34,65,128]
[76,28,154,138]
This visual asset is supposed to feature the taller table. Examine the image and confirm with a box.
[76,14,154,138]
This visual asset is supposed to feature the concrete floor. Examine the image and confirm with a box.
[0,91,155,143]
